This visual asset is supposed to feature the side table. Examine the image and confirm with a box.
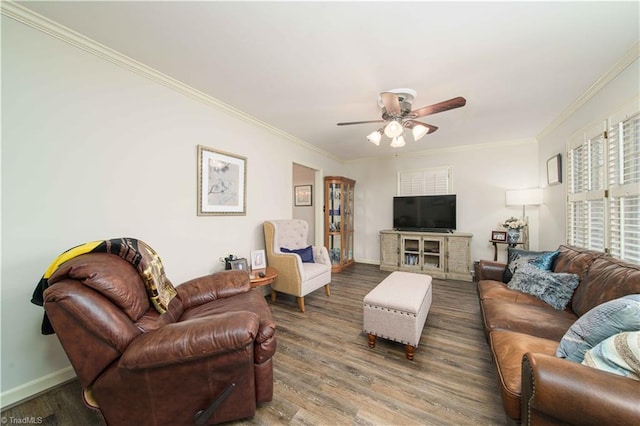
[249,266,278,289]
[490,240,523,261]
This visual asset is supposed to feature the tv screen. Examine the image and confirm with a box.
[393,195,456,232]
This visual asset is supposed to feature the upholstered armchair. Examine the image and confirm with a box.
[42,252,276,425]
[263,220,331,312]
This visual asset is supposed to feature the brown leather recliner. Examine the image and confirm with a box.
[42,252,276,425]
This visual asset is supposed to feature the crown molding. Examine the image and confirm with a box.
[537,42,640,141]
[1,1,342,163]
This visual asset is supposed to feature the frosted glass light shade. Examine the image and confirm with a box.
[390,135,406,148]
[412,124,429,141]
[367,130,382,145]
[384,120,404,138]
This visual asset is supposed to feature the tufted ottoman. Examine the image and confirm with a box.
[363,271,433,360]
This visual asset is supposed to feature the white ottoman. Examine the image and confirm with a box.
[363,271,433,360]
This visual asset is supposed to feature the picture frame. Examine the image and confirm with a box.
[197,145,247,216]
[229,258,249,271]
[250,249,266,270]
[294,185,312,206]
[547,154,562,186]
[491,231,507,241]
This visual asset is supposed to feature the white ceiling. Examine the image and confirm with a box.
[16,1,640,161]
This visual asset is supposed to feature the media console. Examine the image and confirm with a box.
[379,230,473,282]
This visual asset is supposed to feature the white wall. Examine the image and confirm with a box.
[349,139,540,265]
[537,57,639,249]
[292,163,316,244]
[1,16,344,405]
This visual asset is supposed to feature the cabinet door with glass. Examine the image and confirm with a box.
[324,176,356,272]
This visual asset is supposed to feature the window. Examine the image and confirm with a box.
[567,110,640,264]
[398,167,452,196]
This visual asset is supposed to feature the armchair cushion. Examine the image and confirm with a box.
[281,245,314,263]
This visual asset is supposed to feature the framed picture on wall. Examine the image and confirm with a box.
[197,145,247,216]
[547,154,562,185]
[294,185,312,206]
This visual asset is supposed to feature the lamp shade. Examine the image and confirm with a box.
[505,188,543,206]
[412,124,429,141]
[390,135,406,148]
[384,120,404,138]
[367,130,382,145]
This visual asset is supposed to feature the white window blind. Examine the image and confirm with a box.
[567,111,640,264]
[398,167,452,196]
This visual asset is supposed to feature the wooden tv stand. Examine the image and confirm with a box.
[379,230,473,282]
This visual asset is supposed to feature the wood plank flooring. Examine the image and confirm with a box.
[1,263,506,425]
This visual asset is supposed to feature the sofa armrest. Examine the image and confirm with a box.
[521,352,640,426]
[478,260,507,282]
[120,311,260,369]
[177,270,250,309]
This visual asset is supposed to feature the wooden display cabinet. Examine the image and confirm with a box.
[324,176,355,272]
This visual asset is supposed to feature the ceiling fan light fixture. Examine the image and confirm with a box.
[384,120,404,138]
[390,135,406,148]
[412,124,429,141]
[367,130,382,145]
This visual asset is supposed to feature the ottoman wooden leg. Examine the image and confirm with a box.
[405,345,415,361]
[367,334,376,348]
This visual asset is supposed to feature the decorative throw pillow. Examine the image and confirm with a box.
[556,294,640,362]
[281,246,315,263]
[582,331,640,380]
[507,263,580,310]
[503,248,560,283]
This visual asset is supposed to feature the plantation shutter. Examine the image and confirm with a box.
[398,167,452,196]
[567,127,606,251]
[566,109,639,264]
[608,112,640,263]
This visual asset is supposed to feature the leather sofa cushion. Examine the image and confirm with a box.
[489,331,558,421]
[553,245,602,279]
[48,253,150,321]
[481,298,577,341]
[478,280,553,308]
[571,256,640,317]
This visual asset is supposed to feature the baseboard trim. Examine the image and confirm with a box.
[1,366,76,410]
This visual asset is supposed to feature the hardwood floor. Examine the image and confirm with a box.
[1,263,506,425]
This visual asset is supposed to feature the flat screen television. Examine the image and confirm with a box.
[393,195,456,232]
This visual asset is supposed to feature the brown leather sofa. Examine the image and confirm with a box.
[43,252,276,425]
[477,245,640,425]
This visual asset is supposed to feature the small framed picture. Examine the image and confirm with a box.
[294,185,312,206]
[250,249,266,270]
[547,154,562,185]
[491,231,507,241]
[229,258,249,271]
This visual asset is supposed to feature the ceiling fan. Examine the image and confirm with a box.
[337,89,466,147]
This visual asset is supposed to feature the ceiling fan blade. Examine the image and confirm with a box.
[410,96,466,118]
[337,119,385,126]
[405,120,438,134]
[380,92,401,116]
